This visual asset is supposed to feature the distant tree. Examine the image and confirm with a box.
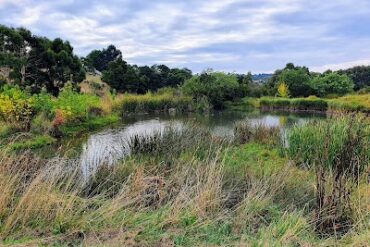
[167,68,192,87]
[338,66,370,90]
[278,67,311,97]
[310,72,353,97]
[266,63,312,97]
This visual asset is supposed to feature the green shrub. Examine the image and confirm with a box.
[52,86,100,123]
[182,71,240,109]
[0,86,34,130]
[10,135,56,150]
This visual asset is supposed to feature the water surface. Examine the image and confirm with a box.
[78,110,326,175]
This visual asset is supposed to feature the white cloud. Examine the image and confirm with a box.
[311,60,370,72]
[1,0,370,72]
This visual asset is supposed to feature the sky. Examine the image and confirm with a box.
[1,0,370,74]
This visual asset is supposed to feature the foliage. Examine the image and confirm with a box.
[52,85,100,123]
[328,94,370,112]
[0,25,85,95]
[182,71,240,109]
[0,86,34,130]
[10,135,56,150]
[276,65,312,97]
[277,82,290,97]
[234,120,281,146]
[310,72,354,97]
[338,65,370,90]
[102,59,192,94]
[84,44,122,72]
[259,97,328,111]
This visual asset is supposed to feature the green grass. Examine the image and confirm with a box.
[9,135,56,150]
[225,97,260,110]
[328,94,370,112]
[115,92,193,114]
[259,96,328,111]
[0,131,369,246]
[257,94,370,113]
[59,114,119,137]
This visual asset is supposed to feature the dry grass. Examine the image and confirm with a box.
[0,119,369,246]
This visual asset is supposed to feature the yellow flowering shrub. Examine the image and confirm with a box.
[0,87,34,129]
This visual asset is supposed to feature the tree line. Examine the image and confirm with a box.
[264,63,370,97]
[1,25,369,99]
[84,45,192,93]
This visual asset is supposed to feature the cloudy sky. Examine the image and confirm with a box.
[1,0,370,73]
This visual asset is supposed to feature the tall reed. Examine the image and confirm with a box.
[288,114,370,235]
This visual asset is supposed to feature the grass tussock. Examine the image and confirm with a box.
[234,120,281,146]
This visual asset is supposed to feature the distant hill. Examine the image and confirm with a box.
[252,73,272,83]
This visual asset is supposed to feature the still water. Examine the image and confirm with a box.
[75,110,325,176]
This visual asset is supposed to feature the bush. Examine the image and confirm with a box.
[182,71,240,109]
[52,86,100,123]
[0,86,34,130]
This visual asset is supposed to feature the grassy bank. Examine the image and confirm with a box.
[0,85,195,150]
[0,115,368,246]
[255,94,370,113]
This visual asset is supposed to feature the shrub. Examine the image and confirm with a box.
[52,86,100,123]
[0,86,34,130]
[182,71,240,109]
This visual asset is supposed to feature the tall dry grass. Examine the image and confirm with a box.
[0,117,369,245]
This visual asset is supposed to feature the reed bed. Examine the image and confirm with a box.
[115,92,193,114]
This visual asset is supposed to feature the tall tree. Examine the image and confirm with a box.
[0,25,85,95]
[84,45,122,72]
[338,66,370,90]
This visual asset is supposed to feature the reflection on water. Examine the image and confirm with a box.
[79,110,326,176]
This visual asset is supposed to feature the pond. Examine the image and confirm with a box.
[74,110,326,176]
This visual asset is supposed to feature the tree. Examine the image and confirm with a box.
[310,72,353,97]
[0,25,85,95]
[265,63,312,97]
[338,66,370,90]
[101,58,128,92]
[84,45,122,72]
[277,82,290,97]
[277,65,312,97]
